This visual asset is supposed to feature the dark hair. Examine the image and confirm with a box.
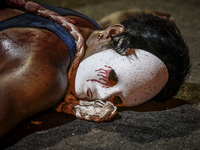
[109,14,190,101]
[0,0,8,9]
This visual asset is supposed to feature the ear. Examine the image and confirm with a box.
[102,24,125,39]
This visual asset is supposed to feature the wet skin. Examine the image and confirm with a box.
[0,8,100,137]
[0,7,170,136]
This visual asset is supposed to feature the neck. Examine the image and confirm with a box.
[77,26,94,42]
[64,15,98,42]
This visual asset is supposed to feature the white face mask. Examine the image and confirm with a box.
[74,49,168,107]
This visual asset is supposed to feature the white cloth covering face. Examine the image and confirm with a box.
[75,49,168,107]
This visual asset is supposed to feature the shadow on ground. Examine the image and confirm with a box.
[1,83,200,149]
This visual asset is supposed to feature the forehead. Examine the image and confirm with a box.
[84,48,162,68]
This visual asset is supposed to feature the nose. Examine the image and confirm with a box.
[95,84,121,102]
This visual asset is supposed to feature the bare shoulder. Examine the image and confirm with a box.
[0,27,71,111]
[0,8,24,21]
[0,27,70,137]
[0,27,70,67]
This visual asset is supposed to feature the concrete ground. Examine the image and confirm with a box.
[1,0,200,149]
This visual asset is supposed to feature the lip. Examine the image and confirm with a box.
[87,88,93,98]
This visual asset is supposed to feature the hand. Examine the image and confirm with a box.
[74,100,117,122]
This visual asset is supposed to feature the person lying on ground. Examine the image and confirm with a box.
[0,0,190,138]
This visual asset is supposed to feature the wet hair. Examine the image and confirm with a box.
[109,14,190,101]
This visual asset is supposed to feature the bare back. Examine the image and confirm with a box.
[0,8,71,137]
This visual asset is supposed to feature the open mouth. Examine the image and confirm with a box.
[87,88,93,98]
